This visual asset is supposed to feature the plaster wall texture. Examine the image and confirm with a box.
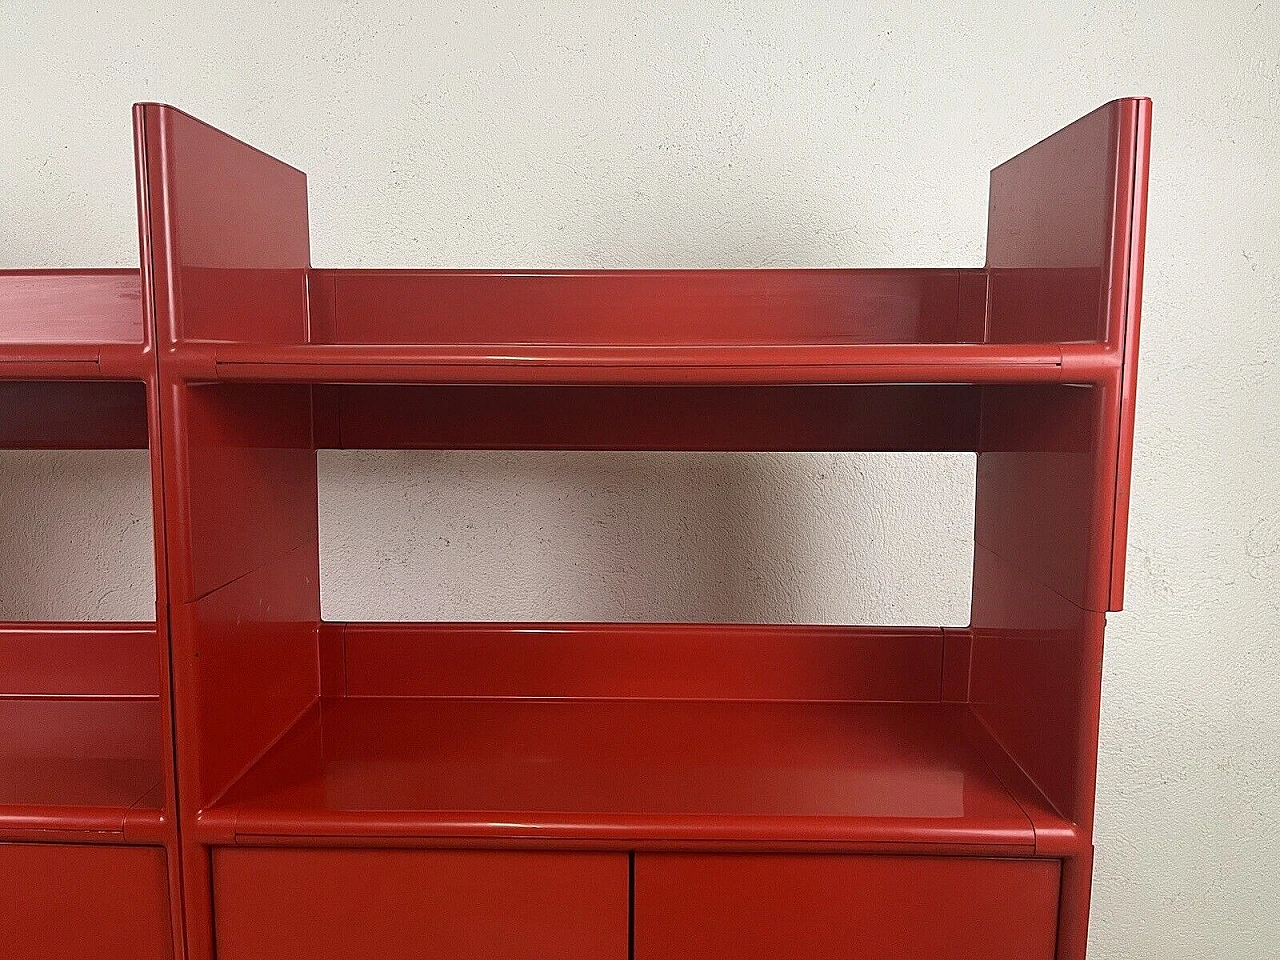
[1,2,1277,956]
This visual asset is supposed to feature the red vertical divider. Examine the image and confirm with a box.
[135,103,320,960]
[970,99,1150,960]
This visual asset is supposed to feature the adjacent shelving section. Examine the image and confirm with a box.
[0,270,179,958]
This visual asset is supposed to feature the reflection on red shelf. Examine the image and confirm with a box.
[0,698,162,835]
[211,698,1043,849]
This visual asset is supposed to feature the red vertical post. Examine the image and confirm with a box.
[134,103,320,960]
[971,99,1151,959]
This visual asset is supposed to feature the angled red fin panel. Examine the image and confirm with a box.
[134,102,317,960]
[133,104,310,348]
[983,98,1150,613]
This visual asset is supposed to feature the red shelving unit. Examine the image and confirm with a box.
[0,271,180,958]
[3,95,1148,959]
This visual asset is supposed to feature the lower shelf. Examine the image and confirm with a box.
[208,697,1063,849]
[0,698,164,838]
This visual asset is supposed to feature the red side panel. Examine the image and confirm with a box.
[975,383,1103,612]
[0,843,173,960]
[133,104,309,347]
[987,102,1129,346]
[134,102,319,960]
[968,547,1106,830]
[175,545,318,808]
[984,98,1150,610]
[973,98,1151,959]
[170,382,317,603]
[212,848,628,960]
[634,854,1060,960]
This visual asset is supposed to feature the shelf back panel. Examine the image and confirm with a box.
[309,268,987,347]
[338,622,946,703]
[0,623,159,697]
[0,381,149,449]
[0,270,142,345]
[314,383,981,452]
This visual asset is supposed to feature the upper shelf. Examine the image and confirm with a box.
[134,99,1150,386]
[0,270,150,379]
[188,267,1117,385]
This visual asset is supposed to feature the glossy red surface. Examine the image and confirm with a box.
[0,270,149,379]
[968,98,1150,960]
[340,623,947,702]
[124,97,1150,960]
[206,340,1114,384]
[0,627,164,839]
[634,854,1061,960]
[0,270,142,344]
[309,267,984,345]
[0,623,158,697]
[174,546,319,809]
[213,849,628,960]
[210,698,1042,848]
[0,699,161,834]
[0,843,173,960]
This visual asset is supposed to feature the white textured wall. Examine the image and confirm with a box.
[2,3,1278,957]
[317,451,974,624]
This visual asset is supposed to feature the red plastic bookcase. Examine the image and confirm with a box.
[4,97,1149,960]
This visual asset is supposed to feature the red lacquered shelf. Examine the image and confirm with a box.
[205,697,1060,851]
[157,266,1121,384]
[0,623,166,842]
[0,697,164,839]
[0,270,149,379]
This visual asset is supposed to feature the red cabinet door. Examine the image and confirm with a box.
[0,843,173,960]
[213,848,629,960]
[635,854,1060,960]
